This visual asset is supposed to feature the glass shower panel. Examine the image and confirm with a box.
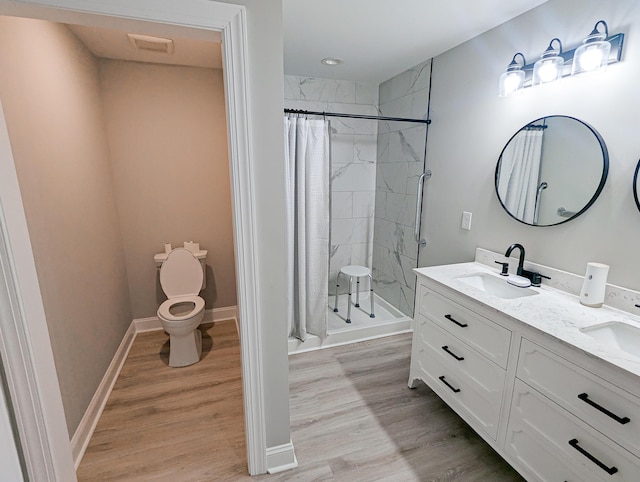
[372,121,427,316]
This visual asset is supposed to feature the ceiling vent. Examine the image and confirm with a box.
[127,33,175,54]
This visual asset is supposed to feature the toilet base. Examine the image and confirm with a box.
[168,328,203,367]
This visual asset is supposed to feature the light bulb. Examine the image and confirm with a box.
[503,74,521,95]
[538,61,559,83]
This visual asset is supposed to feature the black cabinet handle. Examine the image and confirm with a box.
[568,439,618,475]
[578,393,630,425]
[442,345,464,361]
[444,314,468,327]
[438,375,461,393]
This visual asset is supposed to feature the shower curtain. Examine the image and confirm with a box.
[284,117,329,341]
[497,128,544,224]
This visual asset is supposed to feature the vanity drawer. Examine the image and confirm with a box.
[517,339,640,456]
[507,379,640,482]
[416,287,511,368]
[414,322,504,440]
[417,315,506,396]
[504,414,594,482]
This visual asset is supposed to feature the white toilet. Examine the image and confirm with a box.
[157,248,205,367]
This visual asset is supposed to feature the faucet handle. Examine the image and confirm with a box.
[494,260,509,276]
[531,272,551,286]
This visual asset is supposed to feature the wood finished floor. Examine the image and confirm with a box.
[77,321,248,481]
[78,324,523,481]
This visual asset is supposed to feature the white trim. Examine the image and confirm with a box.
[266,441,298,474]
[0,103,76,481]
[0,0,270,477]
[69,322,136,469]
[134,306,238,333]
[221,6,269,476]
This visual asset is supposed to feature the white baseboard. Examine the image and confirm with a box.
[266,441,298,474]
[71,305,238,469]
[134,305,238,333]
[70,321,136,469]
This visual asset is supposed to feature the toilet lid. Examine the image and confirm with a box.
[160,248,203,297]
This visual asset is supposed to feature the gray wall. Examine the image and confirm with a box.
[99,60,236,319]
[419,0,640,290]
[0,17,132,436]
[223,0,292,450]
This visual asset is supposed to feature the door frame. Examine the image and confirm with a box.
[0,0,267,478]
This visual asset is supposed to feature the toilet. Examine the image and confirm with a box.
[157,248,205,367]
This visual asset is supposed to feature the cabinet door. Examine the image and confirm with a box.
[507,379,640,481]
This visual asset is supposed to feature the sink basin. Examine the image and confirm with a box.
[456,273,538,299]
[580,322,640,359]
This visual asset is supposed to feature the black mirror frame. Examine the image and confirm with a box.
[495,115,609,227]
[633,159,640,213]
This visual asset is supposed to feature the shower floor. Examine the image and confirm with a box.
[288,293,412,354]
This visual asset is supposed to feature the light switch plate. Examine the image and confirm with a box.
[461,211,472,230]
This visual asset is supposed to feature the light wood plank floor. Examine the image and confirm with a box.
[78,324,523,481]
[77,321,248,481]
[261,334,523,481]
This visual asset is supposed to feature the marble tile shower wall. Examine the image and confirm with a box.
[284,75,380,294]
[374,60,431,315]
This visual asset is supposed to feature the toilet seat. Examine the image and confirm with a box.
[158,296,205,322]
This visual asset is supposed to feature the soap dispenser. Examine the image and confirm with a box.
[579,262,609,307]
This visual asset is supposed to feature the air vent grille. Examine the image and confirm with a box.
[127,33,174,54]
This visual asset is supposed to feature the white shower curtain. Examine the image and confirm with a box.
[497,128,544,224]
[284,117,330,341]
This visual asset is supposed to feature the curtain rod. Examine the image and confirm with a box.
[284,108,430,125]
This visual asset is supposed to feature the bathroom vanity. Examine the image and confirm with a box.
[409,252,640,481]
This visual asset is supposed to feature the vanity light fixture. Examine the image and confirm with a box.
[532,38,563,86]
[572,20,611,76]
[498,53,526,97]
[499,19,624,97]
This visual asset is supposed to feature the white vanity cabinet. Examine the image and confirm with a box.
[507,339,640,481]
[409,281,512,441]
[410,273,640,482]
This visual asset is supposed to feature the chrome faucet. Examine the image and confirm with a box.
[504,243,550,287]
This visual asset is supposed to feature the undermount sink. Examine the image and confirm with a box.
[580,322,640,359]
[456,273,538,299]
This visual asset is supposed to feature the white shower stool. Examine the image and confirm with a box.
[333,265,375,323]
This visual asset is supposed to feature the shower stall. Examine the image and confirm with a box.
[285,106,429,351]
[285,68,430,353]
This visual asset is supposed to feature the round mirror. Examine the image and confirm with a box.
[634,160,640,213]
[495,116,608,226]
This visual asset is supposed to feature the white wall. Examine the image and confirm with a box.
[419,0,640,291]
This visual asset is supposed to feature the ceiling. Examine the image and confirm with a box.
[283,0,550,83]
[68,24,222,69]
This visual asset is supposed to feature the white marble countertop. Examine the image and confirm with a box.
[415,262,640,379]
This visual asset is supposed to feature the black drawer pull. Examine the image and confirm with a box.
[568,438,618,475]
[578,393,630,425]
[444,314,468,327]
[442,345,464,361]
[438,375,461,393]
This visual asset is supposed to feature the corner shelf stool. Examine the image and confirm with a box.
[333,265,375,323]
